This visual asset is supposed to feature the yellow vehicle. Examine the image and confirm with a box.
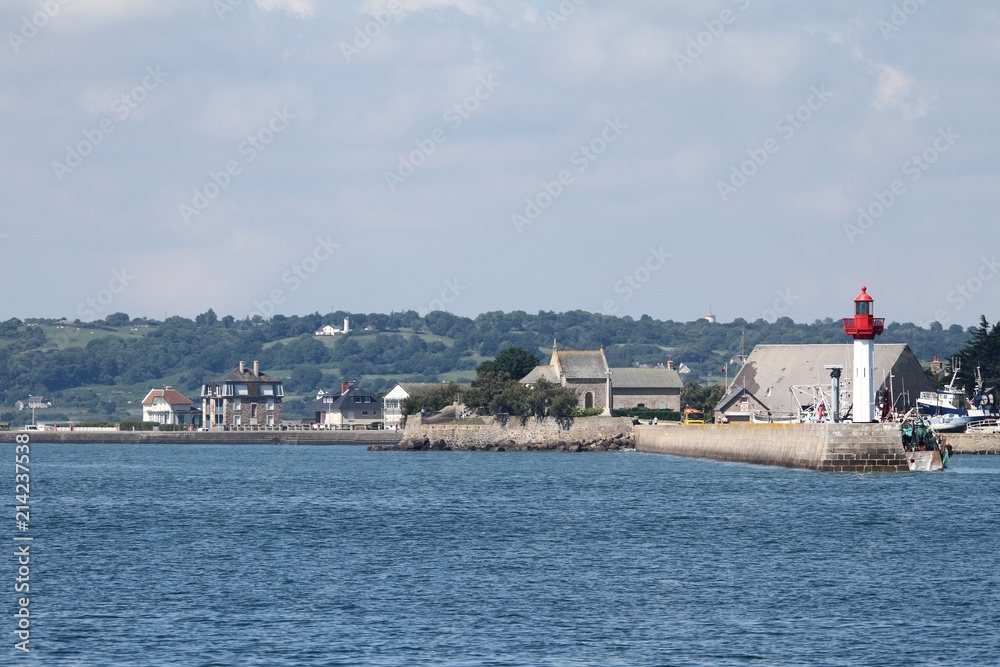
[681,408,705,425]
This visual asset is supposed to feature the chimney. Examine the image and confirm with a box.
[253,360,259,377]
[667,359,675,370]
[341,380,353,395]
[239,361,245,373]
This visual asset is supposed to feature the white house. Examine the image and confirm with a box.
[141,386,200,426]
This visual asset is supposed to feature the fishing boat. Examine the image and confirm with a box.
[920,362,998,432]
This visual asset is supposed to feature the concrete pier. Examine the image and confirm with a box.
[635,422,911,472]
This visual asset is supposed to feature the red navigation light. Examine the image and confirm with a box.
[842,286,884,340]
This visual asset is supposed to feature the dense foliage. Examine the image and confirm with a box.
[956,316,1000,395]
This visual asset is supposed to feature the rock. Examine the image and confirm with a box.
[568,443,581,453]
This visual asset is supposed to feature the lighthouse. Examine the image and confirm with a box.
[842,286,884,422]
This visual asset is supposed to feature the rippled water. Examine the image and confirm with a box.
[5,444,999,665]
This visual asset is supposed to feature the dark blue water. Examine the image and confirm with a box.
[4,444,999,666]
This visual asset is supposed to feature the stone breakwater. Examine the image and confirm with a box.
[371,416,635,452]
[938,432,1000,455]
[636,422,912,472]
[0,430,398,446]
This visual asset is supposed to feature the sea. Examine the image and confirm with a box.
[4,443,998,666]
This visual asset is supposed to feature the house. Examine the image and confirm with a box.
[609,366,683,411]
[312,380,382,429]
[141,386,200,426]
[201,360,284,430]
[714,343,934,422]
[315,317,350,336]
[521,346,611,413]
[382,382,471,430]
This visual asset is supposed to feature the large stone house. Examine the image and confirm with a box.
[141,386,200,426]
[312,381,382,430]
[201,360,284,430]
[714,343,933,422]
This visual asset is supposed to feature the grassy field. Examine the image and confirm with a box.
[37,324,151,350]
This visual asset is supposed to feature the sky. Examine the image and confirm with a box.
[2,0,998,328]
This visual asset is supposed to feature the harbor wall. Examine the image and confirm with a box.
[0,430,398,446]
[635,422,911,472]
[390,416,635,451]
[938,432,1000,455]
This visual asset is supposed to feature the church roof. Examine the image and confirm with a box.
[555,349,609,379]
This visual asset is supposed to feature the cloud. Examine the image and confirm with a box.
[869,63,935,120]
[255,0,316,19]
[361,0,500,23]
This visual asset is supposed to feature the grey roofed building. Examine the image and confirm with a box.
[716,343,933,420]
[521,347,611,411]
[609,367,684,411]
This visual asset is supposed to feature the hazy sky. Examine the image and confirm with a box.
[2,0,997,327]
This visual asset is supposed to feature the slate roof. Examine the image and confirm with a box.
[312,385,381,412]
[520,366,560,383]
[723,344,933,415]
[206,366,281,384]
[556,350,609,379]
[609,367,683,389]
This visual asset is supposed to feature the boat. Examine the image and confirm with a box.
[920,362,998,432]
[900,412,949,471]
[966,418,1000,434]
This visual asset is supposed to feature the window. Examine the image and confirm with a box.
[237,384,249,396]
[267,399,275,411]
[234,398,242,410]
[251,404,257,417]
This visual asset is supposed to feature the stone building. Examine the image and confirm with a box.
[609,367,683,411]
[521,346,684,413]
[201,360,284,430]
[522,347,611,412]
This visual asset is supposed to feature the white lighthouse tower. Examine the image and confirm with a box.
[842,286,884,422]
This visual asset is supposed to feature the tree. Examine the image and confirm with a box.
[401,383,465,415]
[476,346,539,381]
[681,382,727,419]
[290,365,323,394]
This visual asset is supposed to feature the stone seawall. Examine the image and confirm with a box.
[635,422,911,472]
[0,430,398,446]
[381,417,635,452]
[939,433,1000,455]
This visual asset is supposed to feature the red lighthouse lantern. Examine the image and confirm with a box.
[842,286,884,339]
[842,286,884,422]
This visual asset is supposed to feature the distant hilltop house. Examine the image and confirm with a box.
[520,345,683,413]
[714,343,934,422]
[315,317,350,336]
[382,382,472,430]
[201,360,283,430]
[312,380,382,430]
[25,395,52,410]
[141,386,201,426]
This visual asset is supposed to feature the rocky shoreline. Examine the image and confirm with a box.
[368,416,636,453]
[371,431,635,452]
